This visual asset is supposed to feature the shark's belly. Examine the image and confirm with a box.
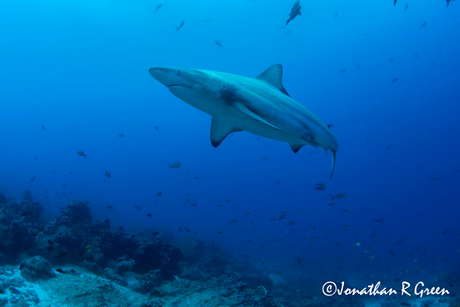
[225,107,306,145]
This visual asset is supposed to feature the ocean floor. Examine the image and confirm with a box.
[0,263,456,307]
[0,191,458,307]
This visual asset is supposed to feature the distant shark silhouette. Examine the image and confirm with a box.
[149,64,338,178]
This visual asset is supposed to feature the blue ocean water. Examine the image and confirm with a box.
[0,0,459,300]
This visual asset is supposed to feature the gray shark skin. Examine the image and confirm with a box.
[148,64,338,178]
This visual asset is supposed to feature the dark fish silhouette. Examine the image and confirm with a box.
[155,4,163,11]
[169,161,181,169]
[285,0,301,26]
[330,192,348,201]
[404,3,408,11]
[105,170,111,178]
[420,21,427,28]
[394,0,397,6]
[214,40,223,49]
[176,20,185,31]
[77,151,87,159]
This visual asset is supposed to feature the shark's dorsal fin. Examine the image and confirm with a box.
[256,64,290,97]
[210,117,242,148]
[233,102,283,132]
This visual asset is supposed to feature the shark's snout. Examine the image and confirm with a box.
[149,67,184,87]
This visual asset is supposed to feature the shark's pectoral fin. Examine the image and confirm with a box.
[256,64,291,97]
[210,117,242,148]
[232,102,283,132]
[290,143,303,153]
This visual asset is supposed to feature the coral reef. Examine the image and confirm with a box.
[19,256,55,281]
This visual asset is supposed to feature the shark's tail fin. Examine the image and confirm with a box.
[330,149,337,179]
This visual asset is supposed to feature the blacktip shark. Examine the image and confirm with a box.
[148,64,338,178]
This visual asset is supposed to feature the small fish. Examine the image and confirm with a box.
[413,52,420,58]
[339,69,347,73]
[214,40,223,49]
[394,0,397,6]
[374,218,384,223]
[285,0,301,26]
[190,203,198,207]
[218,231,224,234]
[41,125,45,131]
[310,225,316,230]
[295,256,302,264]
[404,3,408,11]
[279,214,286,221]
[147,213,152,217]
[169,161,181,169]
[30,176,36,183]
[330,193,348,201]
[155,4,162,11]
[327,203,335,207]
[118,133,125,138]
[193,175,200,180]
[155,126,159,130]
[225,199,232,202]
[156,192,162,196]
[342,208,350,214]
[334,11,338,20]
[77,151,87,159]
[176,20,185,31]
[107,206,113,209]
[152,231,159,236]
[229,219,238,223]
[389,250,394,255]
[287,221,296,226]
[391,78,398,85]
[270,218,277,221]
[34,156,37,160]
[395,237,408,245]
[420,21,427,28]
[386,143,393,150]
[135,205,141,210]
[105,170,111,178]
[442,229,449,234]
[315,183,327,191]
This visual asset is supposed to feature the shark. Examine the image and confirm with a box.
[148,64,338,178]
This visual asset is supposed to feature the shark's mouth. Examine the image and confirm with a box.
[167,84,186,88]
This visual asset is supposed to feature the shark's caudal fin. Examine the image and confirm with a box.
[210,117,242,147]
[256,64,290,97]
[330,149,337,179]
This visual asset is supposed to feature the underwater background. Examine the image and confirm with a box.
[0,0,459,306]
